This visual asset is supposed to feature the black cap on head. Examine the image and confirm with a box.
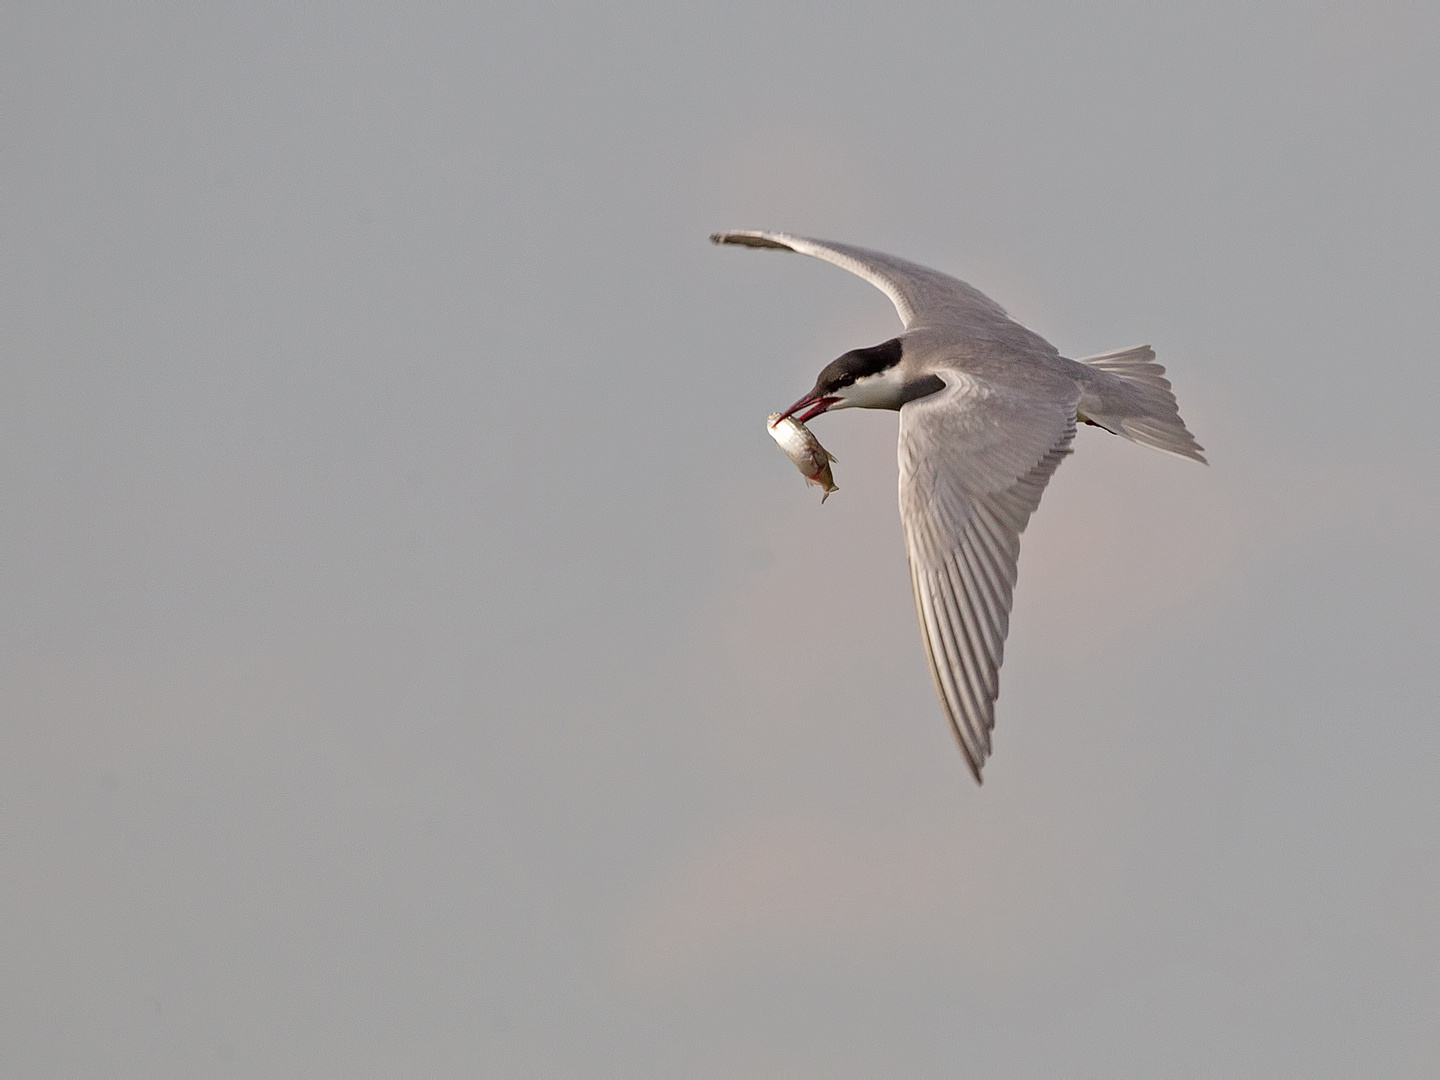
[814,338,904,395]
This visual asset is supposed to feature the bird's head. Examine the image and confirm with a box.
[775,337,941,422]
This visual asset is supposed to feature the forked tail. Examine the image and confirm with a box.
[1075,345,1207,464]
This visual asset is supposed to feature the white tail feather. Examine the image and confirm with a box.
[1077,345,1206,464]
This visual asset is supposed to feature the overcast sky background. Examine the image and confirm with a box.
[4,3,1438,1077]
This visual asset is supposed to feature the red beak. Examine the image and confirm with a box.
[774,391,839,425]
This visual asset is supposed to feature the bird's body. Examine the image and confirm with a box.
[714,230,1205,783]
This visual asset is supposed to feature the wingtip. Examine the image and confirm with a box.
[710,231,795,251]
[953,732,986,785]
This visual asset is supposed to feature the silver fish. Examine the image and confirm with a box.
[767,413,839,502]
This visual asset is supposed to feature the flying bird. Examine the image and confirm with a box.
[713,231,1206,783]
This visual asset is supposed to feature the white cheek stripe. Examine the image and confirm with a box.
[836,365,913,409]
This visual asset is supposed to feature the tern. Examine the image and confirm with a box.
[713,231,1206,783]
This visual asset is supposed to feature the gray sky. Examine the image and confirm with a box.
[3,3,1438,1077]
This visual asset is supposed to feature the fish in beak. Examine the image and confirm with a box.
[766,412,839,502]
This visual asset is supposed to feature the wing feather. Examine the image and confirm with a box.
[712,230,1058,353]
[960,534,1008,636]
[951,552,1001,681]
[898,377,1077,782]
[909,560,982,780]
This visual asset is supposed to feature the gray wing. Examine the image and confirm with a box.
[711,230,1057,352]
[898,373,1077,782]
